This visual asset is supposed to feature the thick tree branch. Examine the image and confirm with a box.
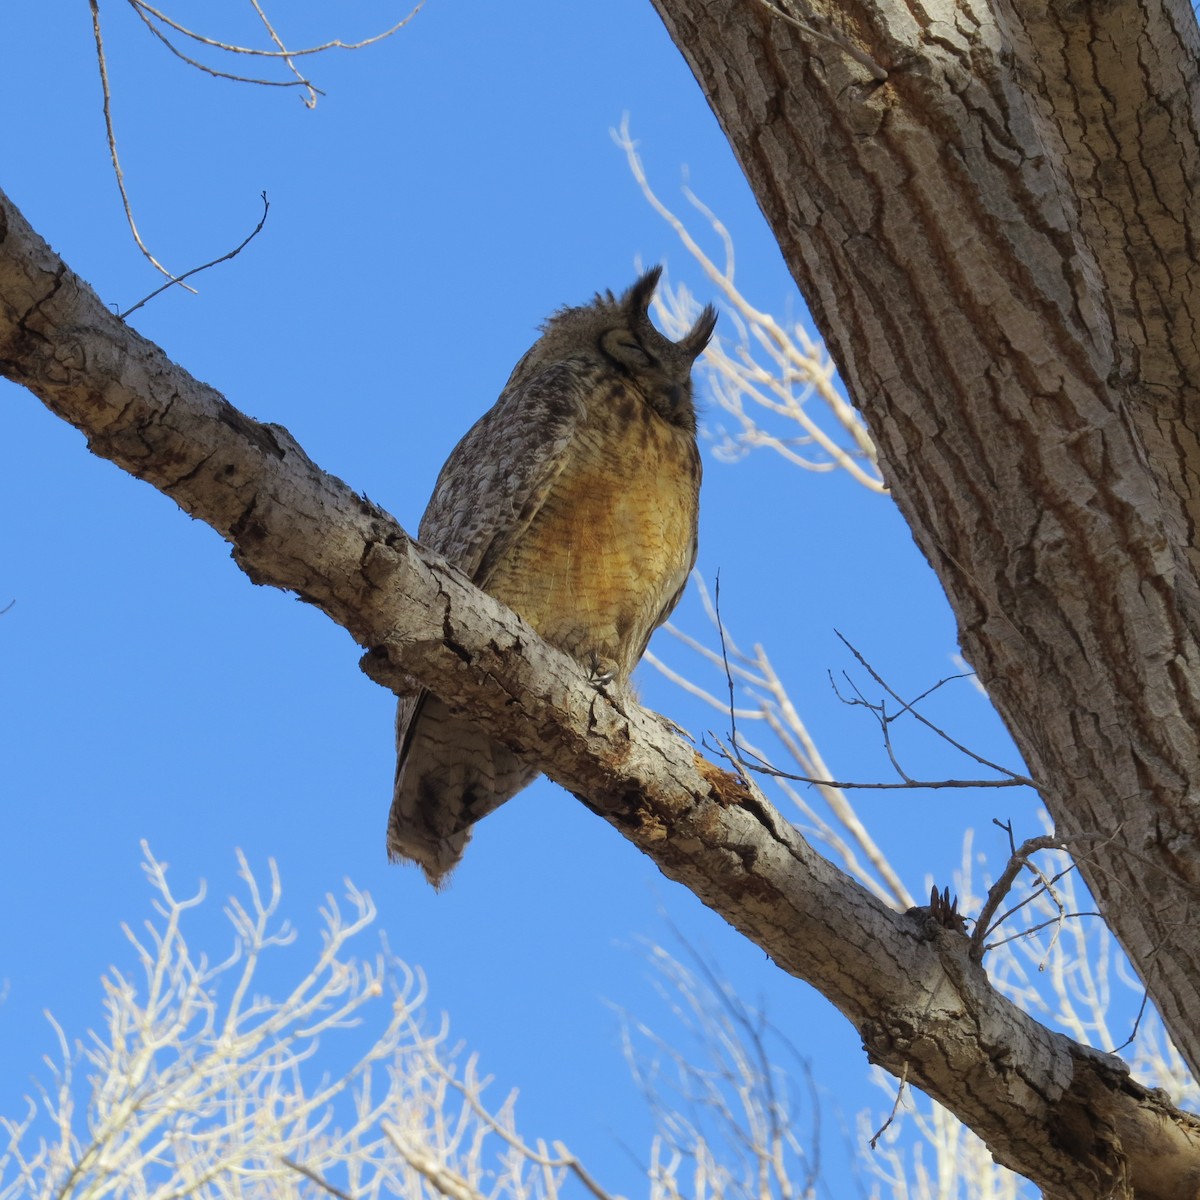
[3,186,1199,1197]
[650,0,1200,1101]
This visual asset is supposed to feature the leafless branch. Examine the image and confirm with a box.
[130,3,318,89]
[737,756,1035,792]
[90,0,191,287]
[281,1156,355,1200]
[119,193,271,318]
[127,0,423,61]
[618,941,822,1200]
[390,1045,621,1200]
[248,0,319,106]
[616,118,885,491]
[984,911,1105,953]
[835,632,1034,784]
[649,578,918,908]
[869,1063,909,1151]
[970,834,1072,961]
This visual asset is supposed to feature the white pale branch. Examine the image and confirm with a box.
[0,844,424,1199]
[2,186,1198,1197]
[0,848,629,1200]
[616,120,883,491]
[619,943,821,1200]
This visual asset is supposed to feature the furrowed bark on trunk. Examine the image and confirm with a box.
[650,0,1200,1089]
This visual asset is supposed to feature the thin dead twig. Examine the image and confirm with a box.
[119,193,271,318]
[94,0,420,287]
[870,1062,909,1150]
[969,825,1121,962]
[281,1157,355,1200]
[970,833,1065,961]
[128,0,424,60]
[396,1046,621,1200]
[91,0,191,288]
[835,631,1034,784]
[248,0,319,106]
[131,4,319,89]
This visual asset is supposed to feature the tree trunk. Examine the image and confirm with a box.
[651,0,1200,1088]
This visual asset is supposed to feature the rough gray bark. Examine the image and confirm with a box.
[3,170,1200,1194]
[651,0,1200,1101]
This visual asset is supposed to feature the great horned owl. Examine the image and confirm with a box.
[388,267,717,885]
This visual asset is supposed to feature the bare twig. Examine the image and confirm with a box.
[391,1053,620,1200]
[652,579,921,908]
[991,849,1075,969]
[1111,991,1152,1056]
[128,0,424,61]
[732,743,1033,791]
[130,5,318,89]
[985,911,1104,952]
[93,0,420,285]
[247,0,319,106]
[90,0,192,288]
[968,824,1121,963]
[119,192,271,318]
[712,574,745,774]
[869,1063,909,1150]
[281,1157,355,1200]
[970,834,1066,961]
[834,631,1036,785]
[619,939,821,1200]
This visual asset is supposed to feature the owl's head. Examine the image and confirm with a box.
[511,267,718,431]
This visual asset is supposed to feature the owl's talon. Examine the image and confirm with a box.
[587,653,618,688]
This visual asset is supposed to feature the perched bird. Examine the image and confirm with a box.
[388,267,717,885]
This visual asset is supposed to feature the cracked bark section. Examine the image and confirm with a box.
[4,181,1200,1195]
[653,0,1200,1122]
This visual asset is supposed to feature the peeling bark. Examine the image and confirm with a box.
[4,170,1200,1191]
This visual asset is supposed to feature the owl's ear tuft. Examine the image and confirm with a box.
[623,265,665,319]
[622,266,716,370]
[680,304,718,362]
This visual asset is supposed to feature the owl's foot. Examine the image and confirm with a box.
[586,652,619,688]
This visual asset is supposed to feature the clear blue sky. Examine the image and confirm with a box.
[1,3,1043,1194]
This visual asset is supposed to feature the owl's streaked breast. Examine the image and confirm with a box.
[486,382,701,675]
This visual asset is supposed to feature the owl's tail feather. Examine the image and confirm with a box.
[387,692,539,887]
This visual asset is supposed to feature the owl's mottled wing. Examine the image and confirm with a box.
[418,361,586,585]
[388,364,586,885]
